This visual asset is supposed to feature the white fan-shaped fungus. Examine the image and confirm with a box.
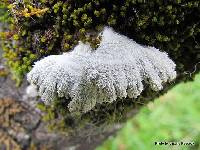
[27,27,176,114]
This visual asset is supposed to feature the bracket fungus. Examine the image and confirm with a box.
[27,27,176,114]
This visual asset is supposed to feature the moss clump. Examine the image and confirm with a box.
[0,3,9,23]
[37,99,77,134]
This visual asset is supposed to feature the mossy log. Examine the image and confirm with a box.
[0,1,200,150]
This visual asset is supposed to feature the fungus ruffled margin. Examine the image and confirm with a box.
[27,27,176,114]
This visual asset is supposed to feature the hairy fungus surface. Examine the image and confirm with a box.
[27,27,176,114]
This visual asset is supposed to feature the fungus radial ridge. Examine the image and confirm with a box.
[27,27,176,114]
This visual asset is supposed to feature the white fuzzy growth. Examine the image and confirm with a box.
[27,27,176,114]
[26,84,38,97]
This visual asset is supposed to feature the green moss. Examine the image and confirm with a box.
[0,5,9,24]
